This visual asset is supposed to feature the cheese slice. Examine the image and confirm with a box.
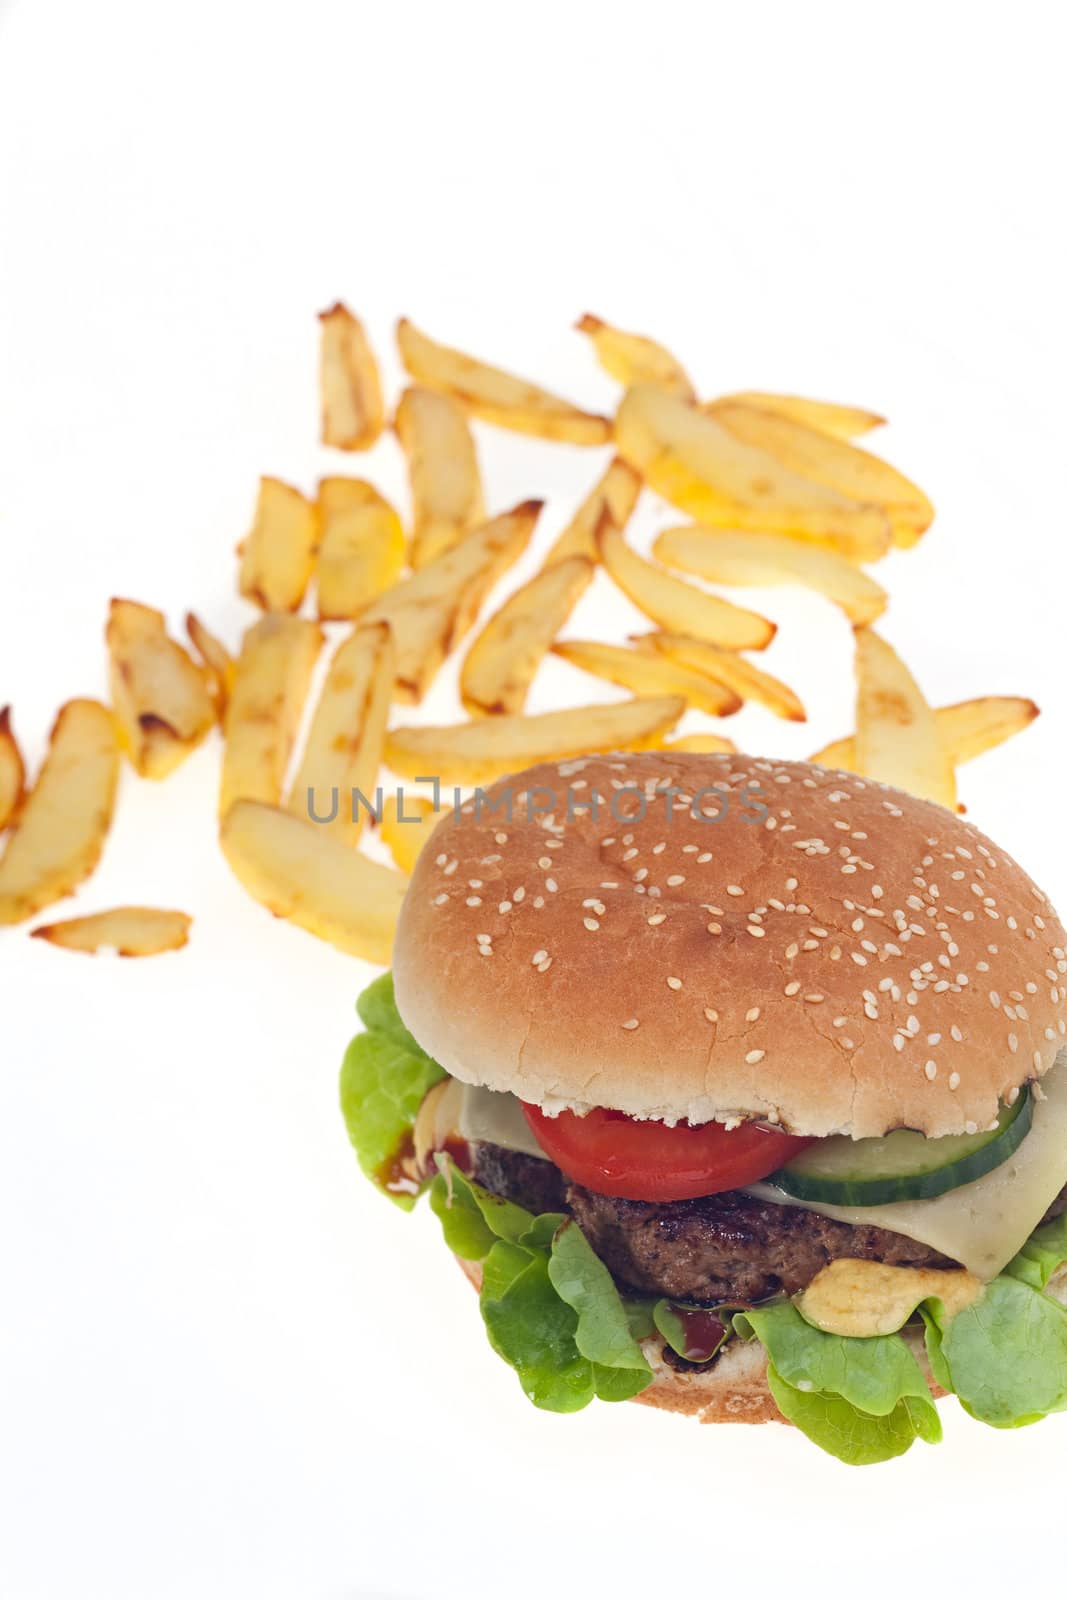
[457,1081,548,1161]
[745,1055,1067,1280]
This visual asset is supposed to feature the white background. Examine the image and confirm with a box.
[1,3,1065,1596]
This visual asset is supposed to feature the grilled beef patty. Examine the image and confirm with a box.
[470,1140,1067,1305]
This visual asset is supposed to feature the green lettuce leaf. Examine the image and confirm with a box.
[923,1275,1067,1428]
[340,974,446,1208]
[548,1221,652,1375]
[1003,1212,1067,1291]
[652,1301,729,1364]
[736,1301,942,1464]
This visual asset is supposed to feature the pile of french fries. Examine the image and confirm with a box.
[0,311,1039,962]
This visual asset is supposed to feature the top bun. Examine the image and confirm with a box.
[393,753,1067,1138]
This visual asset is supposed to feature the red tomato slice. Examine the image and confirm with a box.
[521,1103,815,1202]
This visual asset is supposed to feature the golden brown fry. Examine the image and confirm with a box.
[318,302,385,451]
[185,613,236,716]
[597,520,775,651]
[553,639,742,717]
[659,732,738,755]
[714,392,885,440]
[379,794,438,874]
[545,458,642,566]
[0,700,119,925]
[854,628,956,808]
[315,478,405,620]
[616,385,891,561]
[31,906,191,958]
[237,477,320,612]
[385,697,686,785]
[0,707,25,830]
[810,696,1040,773]
[363,501,539,702]
[653,524,887,626]
[397,318,610,445]
[640,633,806,722]
[220,800,405,964]
[107,600,216,779]
[461,555,594,717]
[395,386,485,567]
[709,400,933,548]
[220,616,323,817]
[287,621,395,841]
[576,313,695,399]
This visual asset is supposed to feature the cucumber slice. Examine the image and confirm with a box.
[771,1089,1033,1206]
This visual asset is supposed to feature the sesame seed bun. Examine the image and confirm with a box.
[393,753,1067,1139]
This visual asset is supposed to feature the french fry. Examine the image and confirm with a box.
[220,800,406,964]
[107,599,216,779]
[615,385,891,561]
[545,457,641,566]
[0,707,25,830]
[287,621,395,841]
[31,906,191,958]
[810,696,1040,773]
[185,613,236,716]
[318,302,385,451]
[853,628,956,809]
[220,616,323,817]
[380,794,438,874]
[597,520,775,651]
[395,386,485,567]
[659,732,737,755]
[461,555,594,716]
[576,313,694,399]
[653,524,887,625]
[237,477,319,612]
[709,400,933,548]
[714,392,885,440]
[640,633,806,722]
[385,696,686,784]
[0,700,119,925]
[316,478,405,620]
[397,318,610,445]
[363,501,539,702]
[553,639,742,717]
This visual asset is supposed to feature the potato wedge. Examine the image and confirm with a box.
[616,385,891,561]
[363,501,539,702]
[653,524,887,625]
[640,633,806,722]
[379,794,438,874]
[238,477,319,612]
[316,478,405,620]
[395,386,485,567]
[385,696,686,784]
[220,799,405,964]
[597,521,775,651]
[32,906,191,958]
[220,616,323,817]
[0,700,119,925]
[576,313,694,399]
[108,599,216,779]
[553,639,742,718]
[659,732,737,755]
[810,696,1040,773]
[714,392,885,440]
[318,302,385,451]
[397,318,610,445]
[545,457,642,566]
[287,621,394,841]
[185,613,236,715]
[461,555,594,716]
[709,400,933,548]
[0,706,25,830]
[854,628,956,808]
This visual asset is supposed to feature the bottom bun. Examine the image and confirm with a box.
[457,1256,1067,1427]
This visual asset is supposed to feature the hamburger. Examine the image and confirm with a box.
[341,752,1067,1464]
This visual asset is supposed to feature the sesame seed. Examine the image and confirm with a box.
[707,923,722,935]
[648,913,667,926]
[925,1061,937,1080]
[432,892,448,906]
[727,884,744,897]
[583,918,600,932]
[746,1007,761,1022]
[513,887,526,903]
[622,1018,639,1030]
[531,949,547,965]
[804,993,825,1004]
[667,976,682,990]
[546,878,558,893]
[745,1049,766,1065]
[747,925,766,938]
[784,982,801,996]
[704,1008,719,1023]
[949,1072,961,1090]
[466,896,482,907]
[537,957,553,973]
